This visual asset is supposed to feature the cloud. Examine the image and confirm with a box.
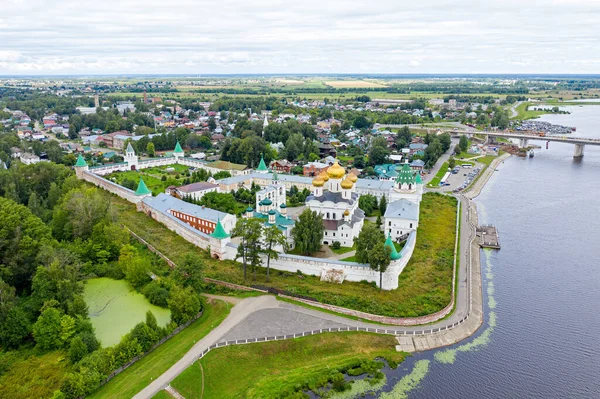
[0,0,599,74]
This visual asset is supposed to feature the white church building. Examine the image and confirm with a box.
[306,161,365,247]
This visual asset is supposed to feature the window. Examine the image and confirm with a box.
[333,213,336,219]
[388,221,391,226]
[327,212,330,219]
[410,223,413,228]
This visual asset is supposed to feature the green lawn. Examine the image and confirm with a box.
[151,390,175,399]
[106,170,176,196]
[86,300,231,399]
[512,102,553,120]
[428,162,450,187]
[330,244,355,255]
[171,332,406,399]
[105,186,457,317]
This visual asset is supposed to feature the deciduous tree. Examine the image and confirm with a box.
[291,209,324,255]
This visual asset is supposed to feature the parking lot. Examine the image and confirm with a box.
[434,162,484,192]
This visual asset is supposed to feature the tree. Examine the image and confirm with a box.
[355,223,384,264]
[262,225,288,282]
[369,242,392,290]
[0,306,31,349]
[168,285,201,325]
[0,197,53,291]
[33,307,63,350]
[175,253,205,294]
[459,135,469,153]
[59,314,76,346]
[368,136,390,166]
[146,142,155,157]
[396,126,412,148]
[232,218,263,281]
[353,154,365,168]
[118,245,151,288]
[352,115,370,129]
[291,209,324,255]
[68,336,88,363]
[358,194,378,216]
[207,116,217,131]
[439,133,452,152]
[379,195,387,216]
[448,157,456,169]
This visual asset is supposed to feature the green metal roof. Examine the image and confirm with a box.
[209,218,230,239]
[395,161,416,186]
[384,233,401,260]
[174,141,184,154]
[135,178,152,196]
[75,154,88,167]
[256,155,268,171]
[280,203,287,208]
[246,206,254,212]
[260,198,272,206]
[126,142,135,153]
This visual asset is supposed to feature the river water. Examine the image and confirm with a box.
[376,105,600,398]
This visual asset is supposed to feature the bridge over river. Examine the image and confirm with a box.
[375,124,600,158]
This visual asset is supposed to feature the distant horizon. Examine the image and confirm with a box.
[2,73,600,79]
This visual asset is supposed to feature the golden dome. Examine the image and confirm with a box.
[319,171,329,182]
[312,176,324,187]
[343,209,350,216]
[341,178,353,189]
[347,172,358,183]
[327,161,345,179]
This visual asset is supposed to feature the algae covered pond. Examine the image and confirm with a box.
[84,278,171,347]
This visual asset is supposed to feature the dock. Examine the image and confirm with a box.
[476,225,500,249]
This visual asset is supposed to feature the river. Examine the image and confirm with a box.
[376,105,600,398]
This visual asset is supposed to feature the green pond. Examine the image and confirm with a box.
[84,278,171,347]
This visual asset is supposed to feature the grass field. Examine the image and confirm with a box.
[428,162,450,187]
[171,332,406,399]
[151,390,174,399]
[106,186,457,317]
[512,102,554,120]
[325,80,388,88]
[0,350,68,399]
[87,300,231,399]
[330,244,355,255]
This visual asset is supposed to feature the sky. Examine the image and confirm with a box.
[1,0,600,75]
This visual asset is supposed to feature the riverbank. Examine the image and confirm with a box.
[395,153,509,352]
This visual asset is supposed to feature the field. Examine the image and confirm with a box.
[171,332,405,399]
[106,185,457,318]
[87,300,231,399]
[84,278,171,347]
[325,80,388,88]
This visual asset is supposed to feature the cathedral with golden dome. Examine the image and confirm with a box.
[306,161,365,247]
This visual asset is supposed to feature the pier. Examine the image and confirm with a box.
[477,225,501,249]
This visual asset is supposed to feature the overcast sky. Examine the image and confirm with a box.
[1,0,600,75]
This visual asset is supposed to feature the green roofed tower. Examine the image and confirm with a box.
[135,178,152,196]
[174,141,184,154]
[256,155,268,173]
[384,233,401,260]
[396,161,416,186]
[209,218,230,239]
[75,154,88,167]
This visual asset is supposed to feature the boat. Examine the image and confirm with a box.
[528,150,534,158]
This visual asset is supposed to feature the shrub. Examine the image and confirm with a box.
[331,241,341,250]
